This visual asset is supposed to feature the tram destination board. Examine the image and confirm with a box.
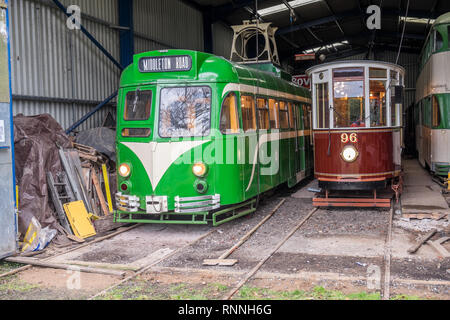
[139,55,192,73]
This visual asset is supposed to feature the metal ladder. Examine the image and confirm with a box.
[47,172,75,235]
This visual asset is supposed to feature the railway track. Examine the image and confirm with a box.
[0,196,396,300]
[90,197,395,300]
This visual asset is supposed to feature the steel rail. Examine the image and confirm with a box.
[223,206,319,300]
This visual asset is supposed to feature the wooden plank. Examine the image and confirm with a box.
[92,168,109,216]
[203,259,238,266]
[93,215,128,234]
[407,229,437,254]
[5,257,125,277]
[0,224,140,279]
[402,212,448,220]
[102,164,114,214]
[79,152,99,162]
[428,238,450,258]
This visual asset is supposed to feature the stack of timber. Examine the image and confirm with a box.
[47,142,124,242]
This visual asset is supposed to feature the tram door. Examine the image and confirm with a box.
[293,104,302,176]
[303,105,313,172]
[240,94,259,199]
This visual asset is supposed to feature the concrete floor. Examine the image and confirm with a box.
[401,159,449,211]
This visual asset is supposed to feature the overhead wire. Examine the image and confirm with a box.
[396,0,410,65]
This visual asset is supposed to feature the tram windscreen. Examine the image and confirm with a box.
[159,86,211,137]
[124,90,152,121]
[333,80,365,128]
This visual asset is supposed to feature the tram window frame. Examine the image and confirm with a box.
[241,94,257,132]
[390,70,400,127]
[315,82,330,129]
[303,105,311,131]
[434,29,444,52]
[432,95,441,128]
[332,67,366,129]
[369,80,387,127]
[122,128,151,138]
[257,97,270,130]
[124,89,152,121]
[288,102,296,129]
[220,92,240,135]
[158,86,212,138]
[279,101,290,129]
[268,98,280,129]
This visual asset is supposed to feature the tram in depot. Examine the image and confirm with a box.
[306,61,405,207]
[114,49,314,226]
[414,12,450,180]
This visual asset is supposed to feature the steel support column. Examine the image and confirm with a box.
[119,0,134,68]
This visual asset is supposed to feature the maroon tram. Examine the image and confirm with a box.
[306,61,405,207]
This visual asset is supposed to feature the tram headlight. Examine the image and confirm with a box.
[118,163,131,178]
[341,145,359,163]
[192,162,207,177]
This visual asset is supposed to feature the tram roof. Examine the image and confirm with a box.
[120,49,311,98]
[434,12,450,26]
[305,60,405,76]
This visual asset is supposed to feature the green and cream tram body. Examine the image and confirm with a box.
[115,50,313,225]
[415,13,450,176]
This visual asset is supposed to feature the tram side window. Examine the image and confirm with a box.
[268,99,280,129]
[434,29,444,52]
[220,92,240,134]
[315,83,329,129]
[159,86,211,138]
[390,71,399,127]
[279,101,290,129]
[241,95,257,132]
[257,98,270,130]
[369,80,387,127]
[288,102,296,129]
[124,90,152,121]
[333,68,365,128]
[432,96,441,127]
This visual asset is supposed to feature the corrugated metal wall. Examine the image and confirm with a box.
[9,0,120,131]
[212,21,233,59]
[133,0,204,54]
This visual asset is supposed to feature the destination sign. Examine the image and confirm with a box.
[139,55,192,73]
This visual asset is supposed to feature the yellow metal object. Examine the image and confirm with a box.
[448,172,450,191]
[16,185,19,209]
[102,164,113,214]
[63,201,96,239]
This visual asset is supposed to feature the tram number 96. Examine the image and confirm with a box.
[341,133,358,144]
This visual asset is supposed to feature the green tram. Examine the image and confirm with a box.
[414,12,450,177]
[114,50,313,225]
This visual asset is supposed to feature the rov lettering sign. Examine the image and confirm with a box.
[292,75,311,90]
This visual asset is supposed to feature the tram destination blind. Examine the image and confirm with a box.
[139,55,192,73]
